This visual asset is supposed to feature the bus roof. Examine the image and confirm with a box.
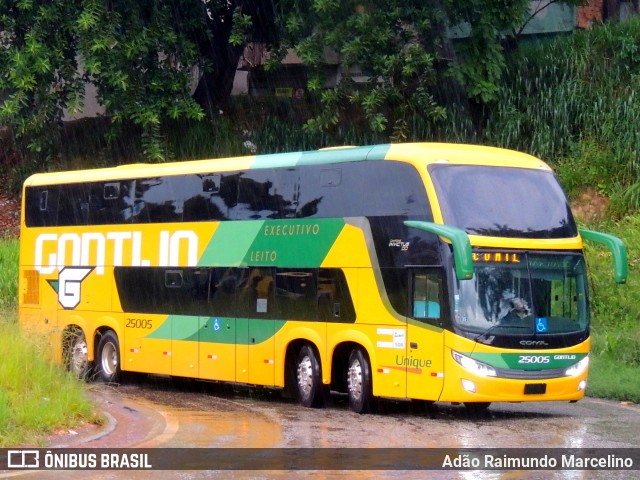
[24,143,551,187]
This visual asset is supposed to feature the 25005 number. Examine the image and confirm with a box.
[518,355,550,364]
[126,318,153,329]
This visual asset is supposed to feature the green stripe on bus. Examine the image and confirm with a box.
[297,145,390,165]
[468,352,588,370]
[199,218,345,267]
[250,152,303,169]
[198,221,265,266]
[249,144,391,169]
[244,218,344,266]
[146,316,287,345]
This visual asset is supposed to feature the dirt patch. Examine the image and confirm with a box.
[0,192,20,238]
[570,187,609,224]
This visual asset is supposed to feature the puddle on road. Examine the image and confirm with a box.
[137,409,284,448]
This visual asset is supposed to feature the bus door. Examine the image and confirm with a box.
[171,268,210,379]
[235,267,275,385]
[406,268,446,401]
[200,268,238,383]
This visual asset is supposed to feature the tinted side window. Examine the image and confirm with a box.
[26,160,431,225]
[234,267,274,318]
[115,266,355,322]
[133,178,181,223]
[183,174,237,221]
[296,161,431,218]
[275,269,317,321]
[318,269,355,322]
[231,169,283,220]
[25,187,58,227]
[114,267,210,315]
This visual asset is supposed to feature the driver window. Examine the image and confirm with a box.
[412,272,442,322]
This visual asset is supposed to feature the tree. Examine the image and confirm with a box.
[273,0,587,140]
[0,1,84,156]
[76,0,206,160]
[192,0,278,116]
[0,0,253,163]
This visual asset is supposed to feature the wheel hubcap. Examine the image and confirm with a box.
[71,338,88,374]
[348,358,362,401]
[298,355,313,397]
[101,342,117,376]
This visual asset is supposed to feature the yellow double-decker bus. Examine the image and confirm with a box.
[18,143,627,413]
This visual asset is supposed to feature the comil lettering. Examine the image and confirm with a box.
[34,230,198,275]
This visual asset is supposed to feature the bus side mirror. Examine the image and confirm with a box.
[404,221,473,281]
[579,229,628,284]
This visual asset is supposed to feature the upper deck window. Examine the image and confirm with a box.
[429,165,577,239]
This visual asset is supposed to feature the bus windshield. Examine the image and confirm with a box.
[453,252,589,337]
[429,165,577,239]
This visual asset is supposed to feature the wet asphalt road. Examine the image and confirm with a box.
[5,374,639,480]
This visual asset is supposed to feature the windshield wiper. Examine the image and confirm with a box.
[474,323,531,342]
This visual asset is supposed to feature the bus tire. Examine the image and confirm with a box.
[347,347,374,414]
[96,331,121,384]
[296,344,324,408]
[63,328,92,380]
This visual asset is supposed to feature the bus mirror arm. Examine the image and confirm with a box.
[579,228,628,284]
[403,221,474,281]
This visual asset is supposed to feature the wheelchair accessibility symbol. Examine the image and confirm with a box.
[536,317,548,333]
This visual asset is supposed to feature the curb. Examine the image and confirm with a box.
[54,411,117,448]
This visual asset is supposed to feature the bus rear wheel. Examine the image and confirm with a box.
[296,344,324,408]
[96,331,121,383]
[347,348,374,414]
[63,329,92,380]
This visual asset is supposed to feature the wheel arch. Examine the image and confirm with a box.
[282,338,323,395]
[328,330,377,392]
[276,326,326,388]
[88,316,123,363]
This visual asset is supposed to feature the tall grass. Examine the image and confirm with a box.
[0,313,98,446]
[0,238,97,446]
[584,216,640,402]
[0,236,18,311]
[485,18,640,206]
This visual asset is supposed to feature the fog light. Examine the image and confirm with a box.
[578,380,587,391]
[461,379,476,393]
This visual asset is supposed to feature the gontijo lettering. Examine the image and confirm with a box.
[34,230,198,275]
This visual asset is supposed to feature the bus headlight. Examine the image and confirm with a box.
[451,351,497,377]
[565,355,589,377]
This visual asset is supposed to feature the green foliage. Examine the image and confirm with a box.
[76,0,207,162]
[485,17,640,213]
[0,1,223,165]
[554,137,615,198]
[583,215,640,401]
[0,237,19,311]
[0,315,97,446]
[273,2,442,139]
[0,1,84,157]
[587,356,640,404]
[275,0,585,141]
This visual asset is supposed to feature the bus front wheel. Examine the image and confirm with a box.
[96,331,121,383]
[63,329,92,380]
[347,348,374,414]
[296,344,324,408]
